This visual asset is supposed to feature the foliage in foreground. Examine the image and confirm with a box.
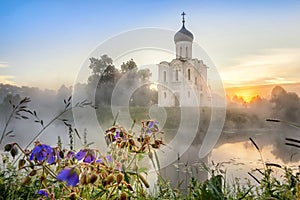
[1,97,300,199]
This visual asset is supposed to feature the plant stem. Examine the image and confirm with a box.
[0,105,18,145]
[25,107,73,150]
[12,107,73,166]
[106,184,118,200]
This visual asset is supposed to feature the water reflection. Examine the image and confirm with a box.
[211,139,300,184]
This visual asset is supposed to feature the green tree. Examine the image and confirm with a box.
[121,59,137,74]
[138,68,152,82]
[87,55,119,87]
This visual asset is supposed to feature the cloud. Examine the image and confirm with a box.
[0,75,15,85]
[0,62,9,68]
[220,48,300,87]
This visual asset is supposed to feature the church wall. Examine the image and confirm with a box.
[175,41,192,59]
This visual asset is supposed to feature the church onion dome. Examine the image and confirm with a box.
[174,25,194,43]
[174,12,194,43]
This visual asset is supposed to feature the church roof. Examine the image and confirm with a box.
[174,12,194,43]
[174,25,194,43]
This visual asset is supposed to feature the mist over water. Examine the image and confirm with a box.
[210,85,300,182]
[1,82,300,184]
[220,85,300,162]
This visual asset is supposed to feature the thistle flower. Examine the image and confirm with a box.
[56,168,79,187]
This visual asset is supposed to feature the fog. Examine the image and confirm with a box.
[1,82,300,164]
[223,85,300,163]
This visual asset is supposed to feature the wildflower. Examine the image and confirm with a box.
[56,168,79,187]
[114,131,120,139]
[83,150,95,163]
[75,149,86,160]
[106,155,113,162]
[66,150,75,158]
[145,120,159,134]
[147,121,155,129]
[36,189,49,197]
[75,149,95,163]
[30,144,56,164]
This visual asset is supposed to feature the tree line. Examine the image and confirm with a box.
[86,54,157,106]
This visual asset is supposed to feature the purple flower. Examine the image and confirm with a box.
[146,120,159,134]
[148,121,154,129]
[83,151,95,163]
[114,131,120,139]
[66,150,75,158]
[106,155,113,162]
[36,189,49,197]
[30,144,56,164]
[96,158,103,163]
[75,149,95,163]
[56,168,79,187]
[75,150,86,160]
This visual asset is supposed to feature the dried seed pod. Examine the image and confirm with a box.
[106,174,115,185]
[119,131,124,138]
[155,139,163,146]
[128,138,135,146]
[29,170,37,176]
[59,151,64,159]
[137,137,144,143]
[101,171,108,179]
[106,133,114,143]
[126,184,133,191]
[116,173,124,184]
[80,173,87,185]
[120,141,127,148]
[108,127,117,133]
[120,192,127,200]
[4,143,12,152]
[18,159,26,170]
[116,137,122,143]
[10,147,18,158]
[88,174,98,184]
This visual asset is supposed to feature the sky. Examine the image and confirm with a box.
[1,0,300,98]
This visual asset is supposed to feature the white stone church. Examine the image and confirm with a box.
[158,13,210,107]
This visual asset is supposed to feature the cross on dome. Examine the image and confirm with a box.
[181,12,186,25]
[174,12,194,43]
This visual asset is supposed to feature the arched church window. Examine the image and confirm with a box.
[180,47,182,58]
[163,71,167,82]
[186,46,188,58]
[188,69,191,80]
[164,92,167,98]
[176,70,179,81]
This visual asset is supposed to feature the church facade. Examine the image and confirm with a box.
[158,13,210,107]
